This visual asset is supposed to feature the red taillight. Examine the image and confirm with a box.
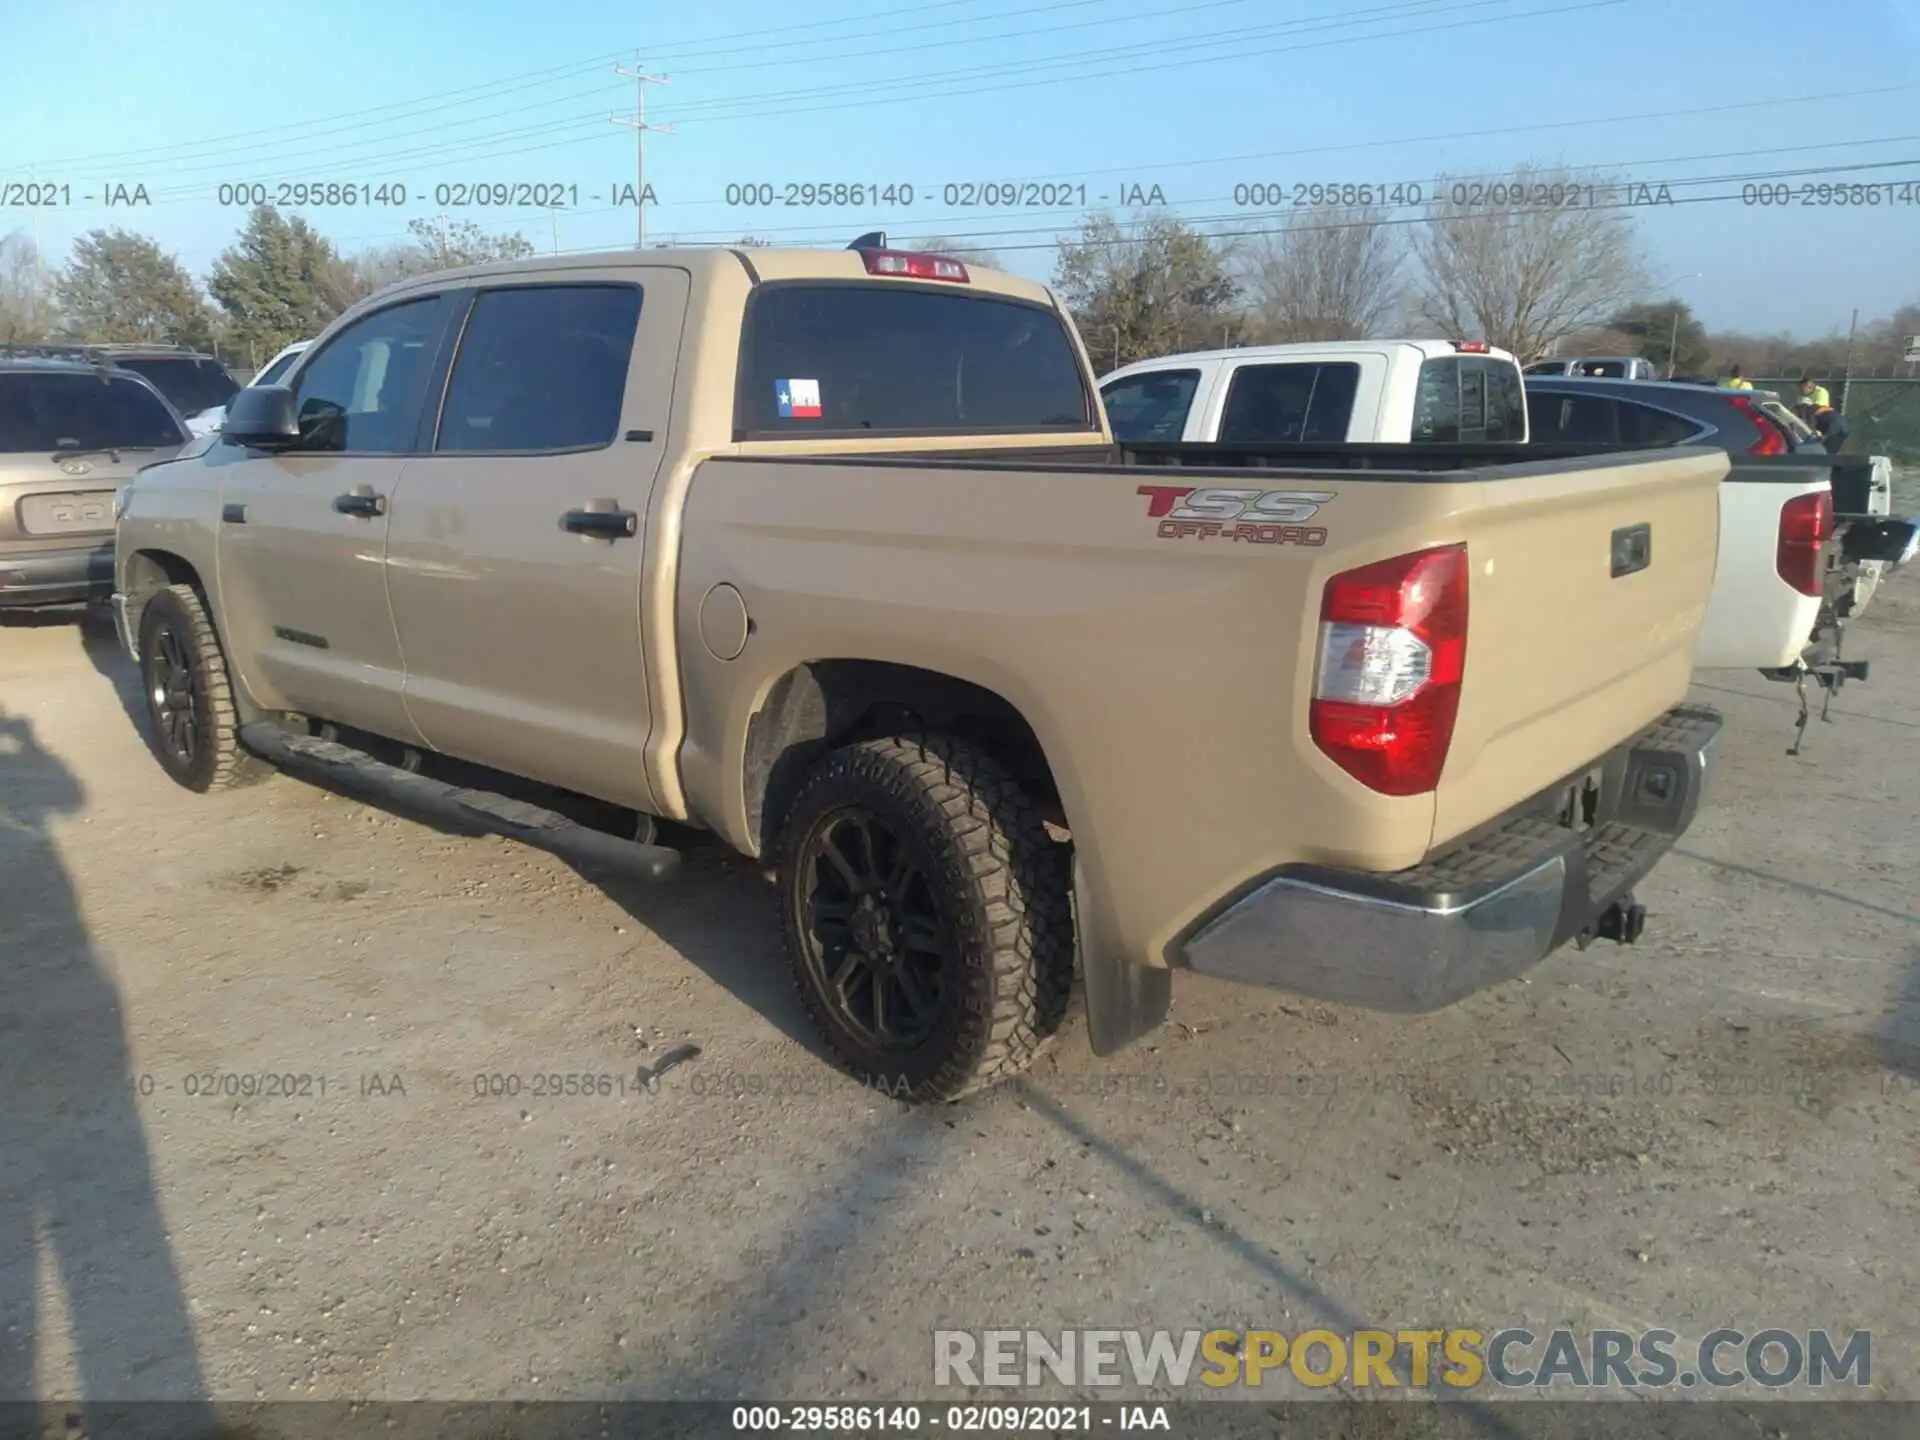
[1776,490,1833,597]
[1728,394,1787,455]
[859,249,969,282]
[1455,341,1490,353]
[1310,544,1469,797]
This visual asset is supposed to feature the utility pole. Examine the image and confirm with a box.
[612,60,673,250]
[1840,307,1858,415]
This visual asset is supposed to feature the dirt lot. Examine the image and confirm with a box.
[1,574,1916,1412]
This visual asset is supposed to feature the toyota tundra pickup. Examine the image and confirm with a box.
[111,240,1727,1103]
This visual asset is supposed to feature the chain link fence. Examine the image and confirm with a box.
[1752,377,1920,463]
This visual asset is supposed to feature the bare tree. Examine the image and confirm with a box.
[0,232,59,343]
[1410,165,1646,360]
[1236,205,1402,345]
[910,235,1006,270]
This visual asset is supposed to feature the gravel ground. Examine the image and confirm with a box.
[0,571,1915,1415]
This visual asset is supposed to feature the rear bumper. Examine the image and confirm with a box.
[1179,704,1722,1012]
[0,542,115,608]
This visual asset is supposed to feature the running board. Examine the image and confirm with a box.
[238,723,681,883]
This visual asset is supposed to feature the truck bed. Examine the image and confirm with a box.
[676,444,1725,1017]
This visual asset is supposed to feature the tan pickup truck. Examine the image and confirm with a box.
[112,241,1727,1102]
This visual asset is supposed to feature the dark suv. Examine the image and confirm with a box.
[1,357,192,609]
[1524,376,1823,455]
[0,343,239,428]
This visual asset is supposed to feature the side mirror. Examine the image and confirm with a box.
[224,385,302,450]
[1841,516,1920,569]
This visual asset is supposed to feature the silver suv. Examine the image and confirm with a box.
[0,357,191,609]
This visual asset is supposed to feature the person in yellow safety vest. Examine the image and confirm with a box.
[1723,363,1752,389]
[1798,374,1831,413]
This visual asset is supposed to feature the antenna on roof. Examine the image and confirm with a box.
[848,232,886,251]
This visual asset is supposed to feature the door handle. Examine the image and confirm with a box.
[562,507,639,540]
[334,490,386,518]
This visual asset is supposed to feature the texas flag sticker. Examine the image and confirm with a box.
[776,378,822,419]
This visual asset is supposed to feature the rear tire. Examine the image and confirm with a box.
[136,584,267,793]
[777,733,1074,1104]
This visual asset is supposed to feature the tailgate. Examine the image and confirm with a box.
[1,450,174,548]
[1431,447,1726,847]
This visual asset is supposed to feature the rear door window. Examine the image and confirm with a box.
[1216,362,1359,442]
[1525,391,1621,443]
[1617,402,1703,447]
[1100,369,1201,442]
[737,284,1093,436]
[0,371,188,452]
[436,285,642,453]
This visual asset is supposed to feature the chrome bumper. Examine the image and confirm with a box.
[1179,704,1723,1012]
[112,591,138,662]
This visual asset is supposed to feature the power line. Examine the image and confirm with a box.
[87,0,1581,195]
[251,149,1918,275]
[10,0,1020,171]
[647,0,1624,125]
[265,122,1920,262]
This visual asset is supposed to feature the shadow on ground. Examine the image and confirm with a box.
[0,707,215,1434]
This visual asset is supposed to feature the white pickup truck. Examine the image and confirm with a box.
[1099,339,1530,445]
[1102,344,1831,675]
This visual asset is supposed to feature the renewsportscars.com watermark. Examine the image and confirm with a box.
[933,1327,1872,1392]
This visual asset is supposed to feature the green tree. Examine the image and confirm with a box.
[1052,211,1237,373]
[207,206,356,361]
[52,229,211,346]
[1607,298,1711,376]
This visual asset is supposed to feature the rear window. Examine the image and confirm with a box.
[1526,391,1619,443]
[1414,356,1527,442]
[1760,398,1815,442]
[1101,369,1201,443]
[737,284,1093,436]
[1217,362,1359,443]
[112,356,239,415]
[0,371,188,452]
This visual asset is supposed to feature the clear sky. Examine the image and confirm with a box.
[3,0,1917,337]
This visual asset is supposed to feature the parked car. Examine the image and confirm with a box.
[188,339,312,436]
[1523,375,1820,454]
[1,343,241,435]
[115,240,1725,1102]
[0,356,191,610]
[1098,339,1529,444]
[1524,356,1659,380]
[1523,375,1919,747]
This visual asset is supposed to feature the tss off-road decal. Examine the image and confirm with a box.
[1136,485,1335,546]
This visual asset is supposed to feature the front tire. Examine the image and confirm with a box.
[136,584,266,793]
[777,734,1074,1103]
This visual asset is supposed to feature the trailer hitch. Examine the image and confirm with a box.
[1576,892,1647,950]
